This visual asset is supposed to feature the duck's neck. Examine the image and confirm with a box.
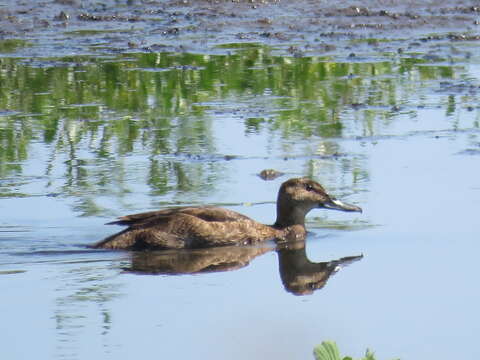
[273,201,307,229]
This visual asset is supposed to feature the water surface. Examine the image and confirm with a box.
[1,4,480,359]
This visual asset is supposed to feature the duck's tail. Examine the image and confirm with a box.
[91,228,137,250]
[91,228,186,250]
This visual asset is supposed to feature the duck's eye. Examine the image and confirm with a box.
[305,184,314,192]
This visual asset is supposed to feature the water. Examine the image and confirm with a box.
[1,27,480,360]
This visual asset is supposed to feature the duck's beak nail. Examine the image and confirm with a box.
[324,199,363,213]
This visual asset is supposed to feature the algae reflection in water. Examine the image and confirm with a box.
[0,45,461,214]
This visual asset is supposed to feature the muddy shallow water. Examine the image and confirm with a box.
[1,1,480,359]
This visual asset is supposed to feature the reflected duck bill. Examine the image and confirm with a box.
[322,198,363,213]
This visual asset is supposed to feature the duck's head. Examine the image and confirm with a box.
[275,177,362,228]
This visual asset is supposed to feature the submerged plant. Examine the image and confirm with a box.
[313,341,398,360]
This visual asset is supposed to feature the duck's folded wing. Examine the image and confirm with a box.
[106,207,196,226]
[181,207,251,222]
[106,206,250,227]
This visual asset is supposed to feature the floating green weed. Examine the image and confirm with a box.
[0,39,31,53]
[313,341,399,360]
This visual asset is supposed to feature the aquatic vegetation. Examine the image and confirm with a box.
[313,341,399,360]
[0,39,31,53]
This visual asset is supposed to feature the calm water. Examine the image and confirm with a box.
[1,42,480,359]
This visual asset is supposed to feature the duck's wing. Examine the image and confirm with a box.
[106,206,250,228]
[105,208,183,226]
[178,207,251,222]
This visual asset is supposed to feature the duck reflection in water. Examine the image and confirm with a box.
[276,241,362,295]
[124,240,363,296]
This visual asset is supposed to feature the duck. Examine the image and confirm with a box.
[92,177,362,250]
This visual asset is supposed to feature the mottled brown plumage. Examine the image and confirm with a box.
[92,177,362,250]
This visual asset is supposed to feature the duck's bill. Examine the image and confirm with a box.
[322,198,362,213]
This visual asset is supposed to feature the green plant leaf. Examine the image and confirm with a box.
[364,349,376,360]
[313,341,342,360]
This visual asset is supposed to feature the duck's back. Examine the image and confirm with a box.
[93,206,279,250]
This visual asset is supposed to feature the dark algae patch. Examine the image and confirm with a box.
[0,0,479,57]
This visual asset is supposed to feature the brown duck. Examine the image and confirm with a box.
[93,177,362,250]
